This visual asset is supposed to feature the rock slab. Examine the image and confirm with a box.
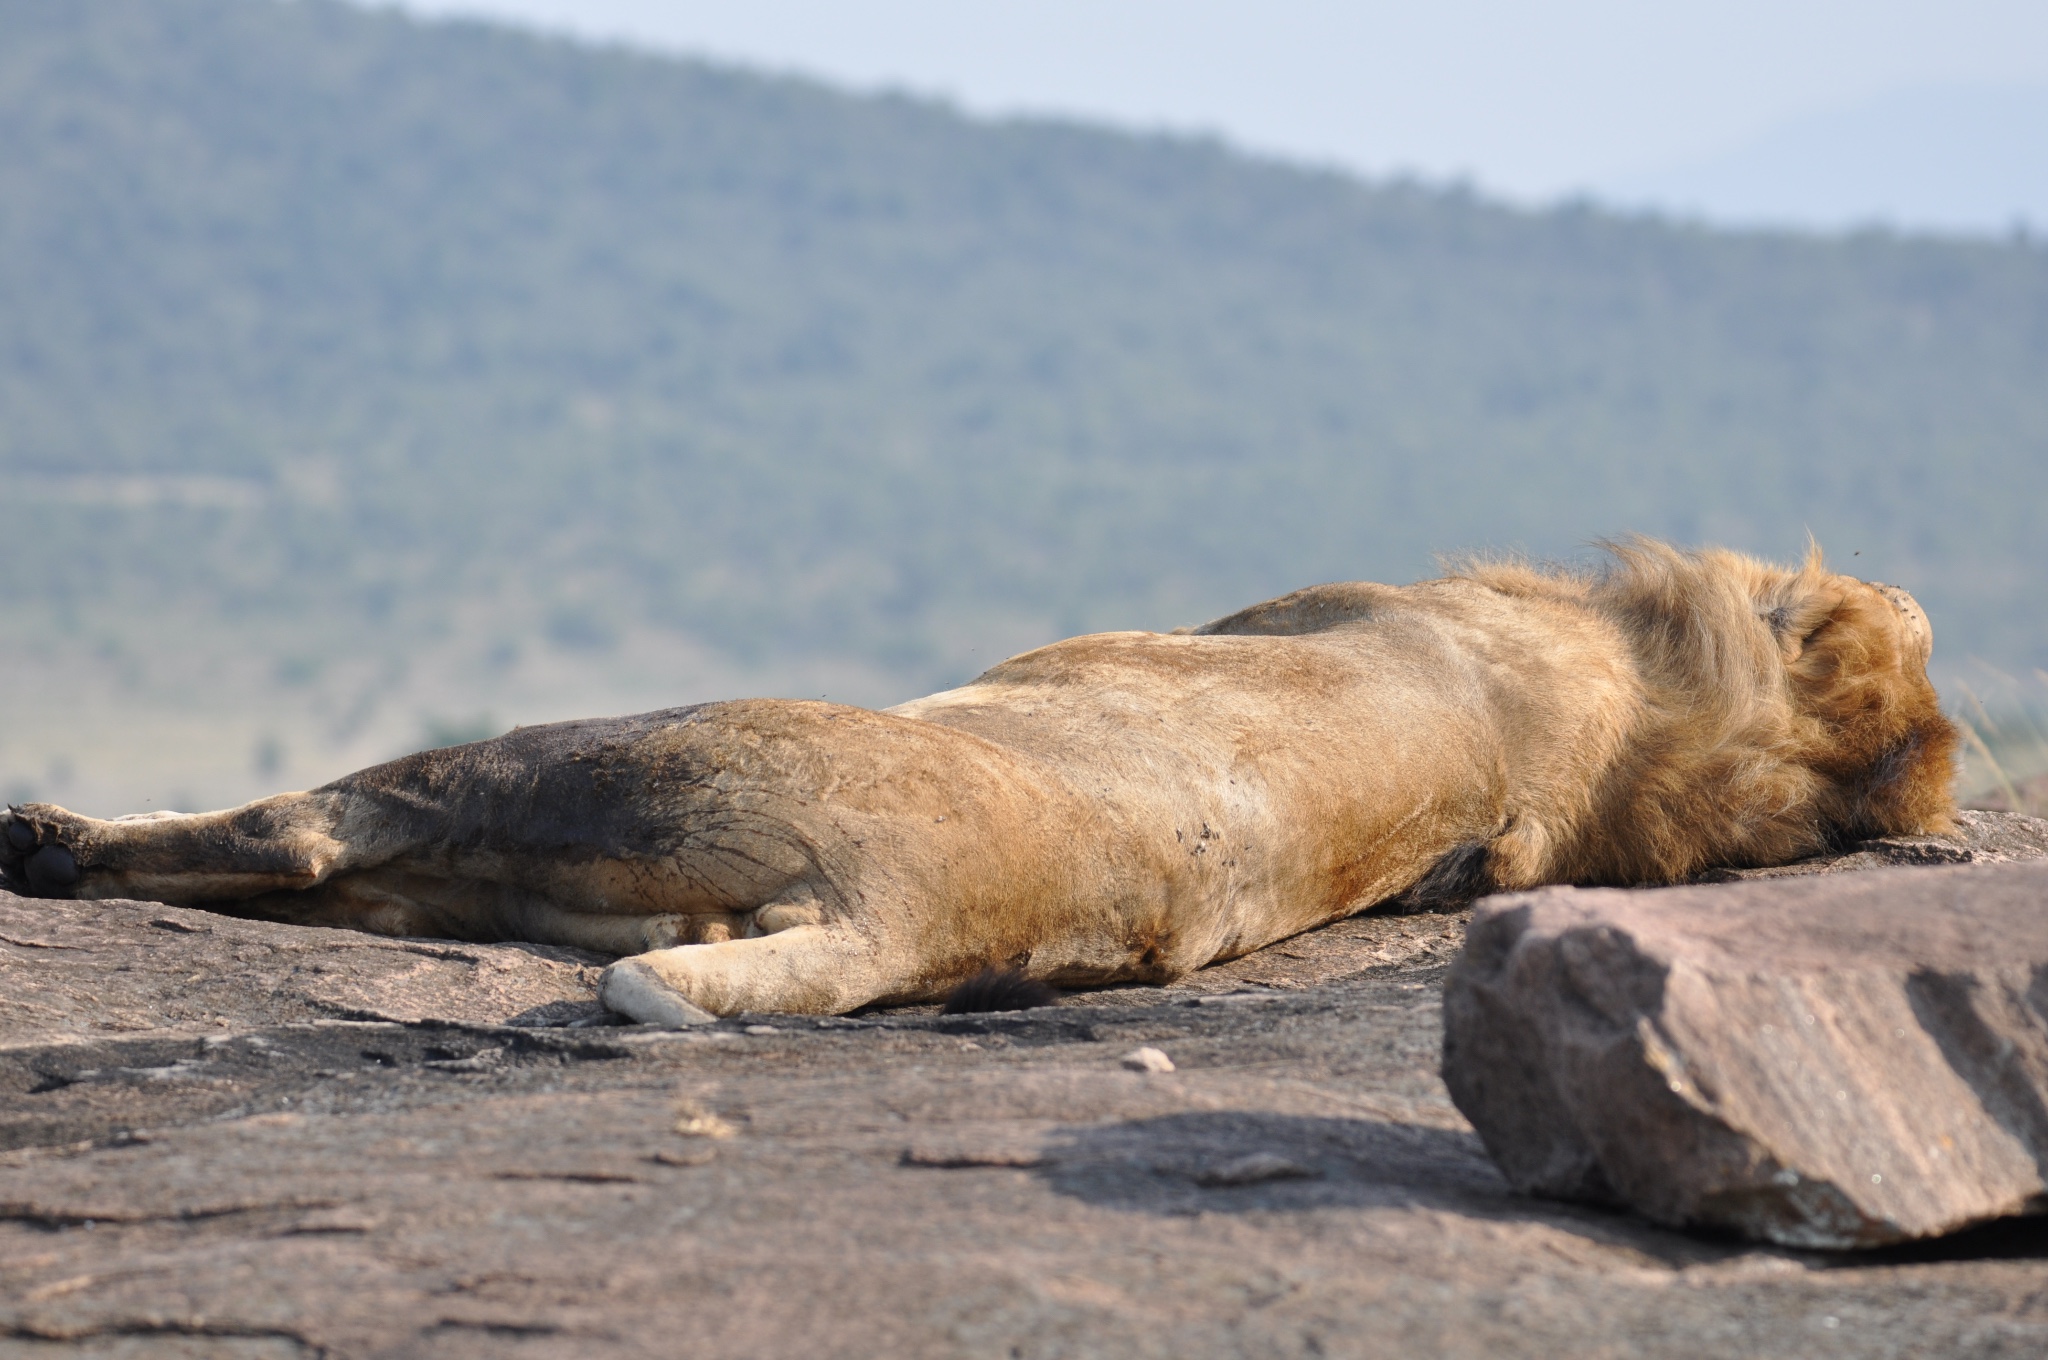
[1444,856,2048,1247]
[0,892,607,1042]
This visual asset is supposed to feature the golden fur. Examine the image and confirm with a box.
[1446,538,1955,888]
[0,539,1956,1018]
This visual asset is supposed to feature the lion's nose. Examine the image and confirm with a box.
[1870,582,1933,665]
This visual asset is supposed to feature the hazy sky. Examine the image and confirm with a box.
[390,0,2048,232]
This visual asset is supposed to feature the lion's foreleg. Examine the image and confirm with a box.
[599,921,891,1020]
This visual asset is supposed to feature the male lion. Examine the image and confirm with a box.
[1,540,1956,1021]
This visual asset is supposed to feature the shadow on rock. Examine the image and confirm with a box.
[503,999,618,1027]
[1815,1213,2048,1266]
[1038,1111,1508,1215]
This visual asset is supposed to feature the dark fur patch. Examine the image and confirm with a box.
[942,968,1061,1014]
[1400,841,1495,912]
[1865,727,1926,794]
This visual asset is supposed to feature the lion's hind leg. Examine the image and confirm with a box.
[0,793,354,905]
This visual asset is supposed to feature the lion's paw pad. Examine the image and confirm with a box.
[1,810,80,897]
[26,845,78,892]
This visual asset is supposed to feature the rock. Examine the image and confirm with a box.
[1121,1045,1176,1073]
[1690,808,2048,881]
[1443,856,2048,1248]
[1193,1151,1319,1186]
[901,1132,1048,1168]
[0,890,607,1042]
[673,1102,740,1140]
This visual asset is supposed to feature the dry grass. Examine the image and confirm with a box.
[1953,667,2048,816]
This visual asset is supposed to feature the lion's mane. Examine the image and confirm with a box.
[1457,537,1957,888]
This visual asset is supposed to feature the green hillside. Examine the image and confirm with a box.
[2,0,2045,812]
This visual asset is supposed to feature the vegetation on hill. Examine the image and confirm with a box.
[1,0,2044,810]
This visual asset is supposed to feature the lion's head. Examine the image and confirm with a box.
[1611,538,1956,860]
[1746,552,1957,841]
[1472,538,1960,882]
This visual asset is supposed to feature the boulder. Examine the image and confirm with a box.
[1444,853,2048,1247]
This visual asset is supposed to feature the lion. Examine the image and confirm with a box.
[0,539,1956,1021]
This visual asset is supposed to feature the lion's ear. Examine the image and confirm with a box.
[1759,580,1849,665]
[1777,580,1925,710]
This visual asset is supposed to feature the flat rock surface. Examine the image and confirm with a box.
[0,897,610,1040]
[4,815,2048,1357]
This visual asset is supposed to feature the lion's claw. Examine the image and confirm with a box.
[0,809,29,893]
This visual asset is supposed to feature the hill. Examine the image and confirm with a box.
[2,0,2044,812]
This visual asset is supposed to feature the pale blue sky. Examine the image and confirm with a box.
[389,0,2048,232]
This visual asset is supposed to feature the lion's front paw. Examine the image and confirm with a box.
[599,957,719,1028]
[0,806,81,897]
